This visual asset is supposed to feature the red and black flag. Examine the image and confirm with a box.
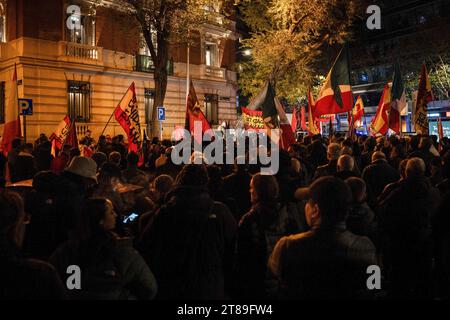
[185,79,211,143]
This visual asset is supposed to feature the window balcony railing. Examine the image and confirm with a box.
[58,41,103,64]
[66,42,101,60]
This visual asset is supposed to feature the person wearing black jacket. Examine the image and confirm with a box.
[236,174,300,299]
[0,190,66,299]
[223,157,252,221]
[269,177,377,299]
[362,152,400,209]
[138,164,237,299]
[50,198,157,300]
[312,143,341,181]
[378,157,440,299]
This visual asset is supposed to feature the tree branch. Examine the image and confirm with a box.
[289,13,310,35]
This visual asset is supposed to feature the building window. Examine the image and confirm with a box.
[135,31,157,72]
[65,4,96,45]
[0,82,5,124]
[68,81,90,122]
[205,94,219,125]
[144,88,155,124]
[0,3,6,43]
[139,30,157,56]
[205,42,218,67]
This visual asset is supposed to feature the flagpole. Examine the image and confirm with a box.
[186,44,190,100]
[99,108,116,138]
[15,63,24,143]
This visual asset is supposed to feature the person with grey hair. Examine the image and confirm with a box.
[108,151,122,167]
[379,157,440,299]
[405,157,426,178]
[312,143,341,181]
[335,154,359,180]
[362,151,400,208]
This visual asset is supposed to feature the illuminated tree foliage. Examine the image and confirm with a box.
[238,0,361,102]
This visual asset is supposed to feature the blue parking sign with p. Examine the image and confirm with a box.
[19,99,33,115]
[157,106,165,121]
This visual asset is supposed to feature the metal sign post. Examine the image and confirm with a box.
[19,98,33,144]
[157,106,165,141]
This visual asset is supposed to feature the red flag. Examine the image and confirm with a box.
[438,118,444,144]
[115,82,144,166]
[65,119,79,149]
[274,97,295,150]
[300,106,306,131]
[1,64,21,156]
[185,80,211,144]
[291,107,298,132]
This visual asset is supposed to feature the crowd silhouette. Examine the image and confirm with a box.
[1,131,450,300]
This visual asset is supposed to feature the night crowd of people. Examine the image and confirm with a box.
[1,130,450,300]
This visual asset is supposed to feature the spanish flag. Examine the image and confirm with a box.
[370,84,391,136]
[314,46,353,117]
[353,95,365,125]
